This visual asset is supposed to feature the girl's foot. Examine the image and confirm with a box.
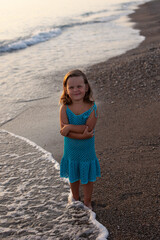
[84,202,93,210]
[87,204,93,210]
[68,194,81,204]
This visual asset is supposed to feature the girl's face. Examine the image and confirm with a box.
[66,76,88,102]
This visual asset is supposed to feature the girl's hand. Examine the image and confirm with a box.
[60,124,71,136]
[82,126,94,139]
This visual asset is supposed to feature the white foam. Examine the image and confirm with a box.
[0,28,61,52]
[89,210,109,240]
[68,190,109,239]
[0,129,59,170]
[0,186,7,197]
[0,129,109,239]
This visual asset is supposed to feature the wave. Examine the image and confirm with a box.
[116,0,149,11]
[0,12,119,54]
[81,9,108,17]
[0,28,61,53]
[0,1,148,55]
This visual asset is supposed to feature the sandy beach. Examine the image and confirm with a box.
[2,0,160,239]
[87,0,160,239]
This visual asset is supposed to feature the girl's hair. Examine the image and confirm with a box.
[60,69,94,105]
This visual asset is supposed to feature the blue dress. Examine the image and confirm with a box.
[60,102,101,184]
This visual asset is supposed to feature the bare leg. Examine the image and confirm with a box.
[83,182,93,209]
[70,180,80,201]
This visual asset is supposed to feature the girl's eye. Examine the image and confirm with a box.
[77,85,82,88]
[69,86,73,89]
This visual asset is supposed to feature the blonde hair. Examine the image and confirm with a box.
[60,69,94,105]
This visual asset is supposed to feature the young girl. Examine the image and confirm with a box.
[59,69,101,209]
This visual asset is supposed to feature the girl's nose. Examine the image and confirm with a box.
[74,87,78,91]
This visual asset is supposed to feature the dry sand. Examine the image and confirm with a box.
[2,0,160,239]
[87,0,160,239]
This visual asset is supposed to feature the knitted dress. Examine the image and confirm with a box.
[60,102,101,184]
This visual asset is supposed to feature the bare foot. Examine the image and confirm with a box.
[85,203,93,210]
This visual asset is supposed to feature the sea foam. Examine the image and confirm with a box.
[0,28,61,53]
[0,129,109,239]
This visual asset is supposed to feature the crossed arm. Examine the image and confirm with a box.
[59,105,98,139]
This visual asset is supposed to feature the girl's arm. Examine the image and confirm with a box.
[60,105,69,128]
[86,108,98,131]
[60,105,98,139]
[60,105,86,136]
[66,108,98,139]
[61,106,98,134]
[67,126,94,139]
[61,124,86,135]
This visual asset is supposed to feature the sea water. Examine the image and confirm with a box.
[0,130,108,239]
[0,0,151,126]
[0,0,151,239]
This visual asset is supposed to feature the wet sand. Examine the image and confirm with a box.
[1,0,160,239]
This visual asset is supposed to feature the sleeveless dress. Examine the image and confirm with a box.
[60,102,101,184]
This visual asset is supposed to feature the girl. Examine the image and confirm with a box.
[59,69,101,209]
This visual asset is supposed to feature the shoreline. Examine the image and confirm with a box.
[1,0,158,162]
[1,0,160,239]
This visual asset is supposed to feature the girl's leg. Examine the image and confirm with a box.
[70,180,80,201]
[83,182,93,208]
